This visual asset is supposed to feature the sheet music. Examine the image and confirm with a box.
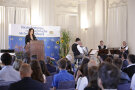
[90,50,98,55]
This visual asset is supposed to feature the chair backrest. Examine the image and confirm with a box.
[0,80,15,90]
[0,86,9,90]
[56,88,75,90]
[0,80,15,86]
[117,83,130,90]
[46,76,53,88]
[50,72,57,76]
[43,83,50,90]
[58,81,75,89]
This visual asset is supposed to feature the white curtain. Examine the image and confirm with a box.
[107,6,127,48]
[0,6,30,49]
[0,6,5,49]
[5,7,15,49]
[39,0,55,26]
[16,7,30,24]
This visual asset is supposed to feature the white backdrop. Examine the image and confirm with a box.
[107,6,127,48]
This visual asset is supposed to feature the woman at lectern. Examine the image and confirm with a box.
[25,28,37,45]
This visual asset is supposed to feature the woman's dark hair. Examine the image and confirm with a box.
[113,58,122,69]
[66,60,72,71]
[79,58,90,73]
[104,57,112,64]
[82,64,88,76]
[39,60,50,76]
[128,54,135,63]
[1,53,12,65]
[28,28,34,36]
[98,62,120,89]
[30,60,44,83]
[87,66,98,88]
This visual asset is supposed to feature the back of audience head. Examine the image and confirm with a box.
[128,54,135,64]
[80,58,89,73]
[19,63,32,79]
[104,57,112,64]
[113,58,122,69]
[58,58,67,70]
[66,60,72,72]
[87,66,98,88]
[82,64,88,77]
[30,60,44,83]
[98,63,120,89]
[39,60,50,76]
[122,53,127,60]
[13,59,23,71]
[1,53,12,65]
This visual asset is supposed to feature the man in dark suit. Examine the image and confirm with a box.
[8,64,45,90]
[98,40,107,50]
[98,40,108,61]
[123,54,135,79]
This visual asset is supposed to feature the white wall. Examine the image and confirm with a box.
[128,0,135,54]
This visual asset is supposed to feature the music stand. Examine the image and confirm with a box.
[110,50,120,55]
[98,49,109,55]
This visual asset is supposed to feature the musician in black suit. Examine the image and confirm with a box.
[98,40,107,50]
[120,41,129,55]
[97,40,108,61]
[25,28,37,45]
[9,64,45,90]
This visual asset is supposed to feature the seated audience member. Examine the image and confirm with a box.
[0,53,21,81]
[113,58,130,84]
[85,66,99,90]
[123,54,135,78]
[131,74,135,90]
[121,53,129,70]
[104,57,112,64]
[98,63,120,90]
[66,60,74,75]
[30,60,46,83]
[52,58,74,90]
[46,56,56,73]
[39,60,50,76]
[13,59,23,71]
[8,64,45,90]
[75,58,89,82]
[76,64,88,90]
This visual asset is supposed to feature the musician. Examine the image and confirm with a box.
[98,40,107,50]
[25,28,37,45]
[120,41,129,55]
[72,38,84,59]
[98,40,108,61]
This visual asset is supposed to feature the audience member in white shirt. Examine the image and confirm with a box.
[0,53,21,81]
[76,64,88,90]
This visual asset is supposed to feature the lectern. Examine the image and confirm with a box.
[29,40,45,60]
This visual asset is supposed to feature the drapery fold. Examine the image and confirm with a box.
[0,7,30,49]
[107,6,127,48]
